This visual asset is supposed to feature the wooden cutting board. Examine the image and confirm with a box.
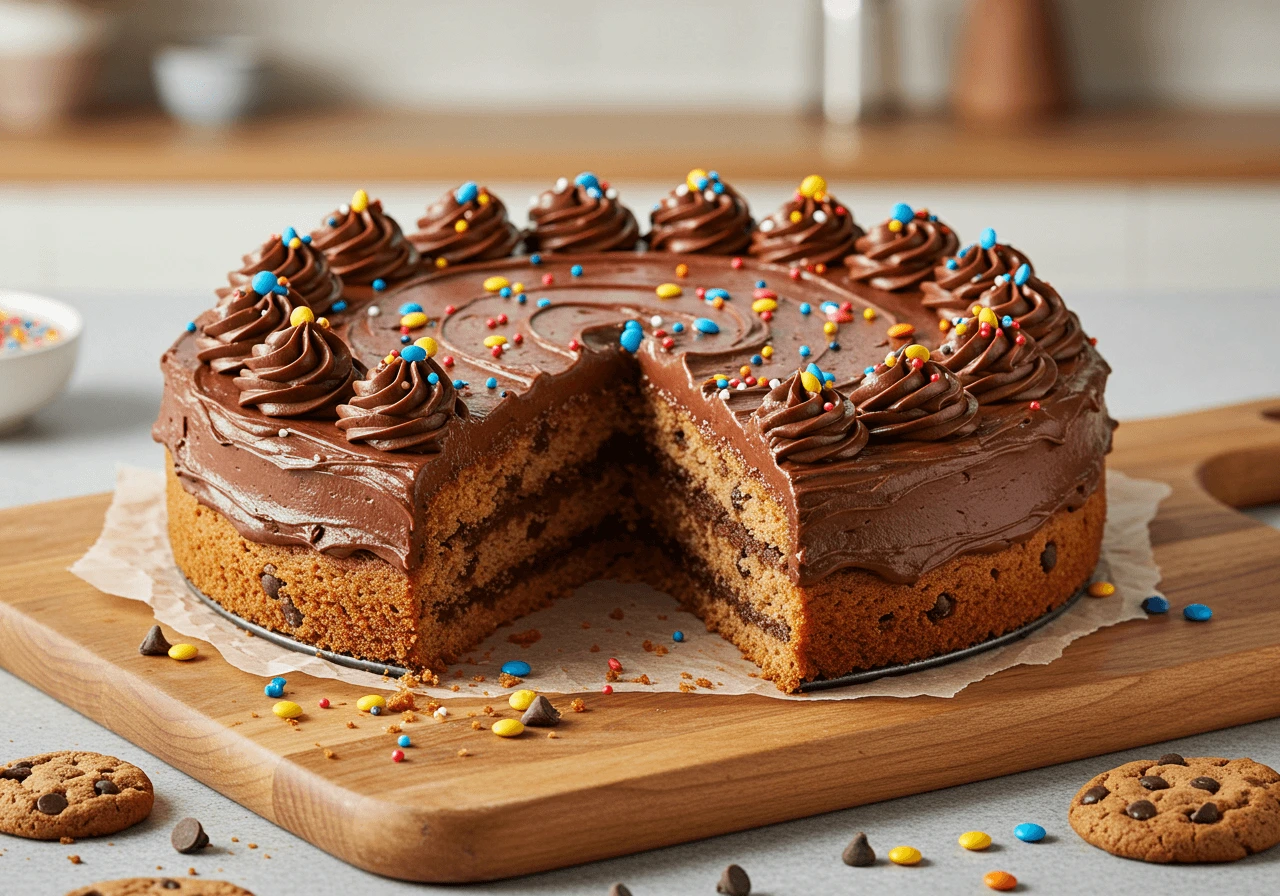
[1,399,1279,883]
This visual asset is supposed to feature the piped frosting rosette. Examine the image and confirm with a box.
[752,367,868,464]
[933,307,1057,404]
[847,344,978,441]
[311,190,420,291]
[845,203,959,291]
[336,341,469,453]
[648,168,754,255]
[409,181,521,267]
[233,307,360,418]
[525,172,640,253]
[221,226,344,315]
[921,227,1031,312]
[197,271,297,374]
[749,175,863,269]
[975,263,1086,361]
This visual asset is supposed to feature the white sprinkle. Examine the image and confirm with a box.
[528,195,538,207]
[675,184,689,197]
[367,305,381,317]
[313,454,321,461]
[605,187,618,200]
[339,204,350,214]
[769,378,781,388]
[704,190,717,201]
[260,309,269,316]
[433,706,449,719]
[401,381,411,389]
[278,429,289,438]
[555,177,569,192]
[813,210,828,224]
[736,382,748,391]
[718,388,731,400]
[650,315,663,327]
[759,219,774,232]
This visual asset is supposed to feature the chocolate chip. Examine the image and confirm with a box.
[520,695,561,728]
[171,817,210,854]
[93,779,119,796]
[609,885,633,896]
[842,831,876,867]
[1139,775,1169,791]
[1189,776,1220,794]
[1157,752,1187,766]
[37,792,68,815]
[1126,799,1157,820]
[716,864,751,896]
[138,624,172,656]
[730,486,750,512]
[280,595,303,627]
[926,593,954,623]
[1191,802,1220,824]
[1,766,31,781]
[1081,785,1109,805]
[1040,542,1057,573]
[260,573,283,600]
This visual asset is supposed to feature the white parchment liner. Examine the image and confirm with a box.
[71,466,1169,701]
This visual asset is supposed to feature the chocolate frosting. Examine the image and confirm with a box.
[978,272,1086,361]
[845,206,959,291]
[921,233,1031,312]
[934,315,1058,403]
[648,169,754,255]
[753,372,868,464]
[311,192,420,290]
[409,182,521,266]
[221,228,344,315]
[525,174,640,253]
[234,320,359,417]
[848,352,979,441]
[749,177,863,267]
[336,355,468,452]
[196,285,296,375]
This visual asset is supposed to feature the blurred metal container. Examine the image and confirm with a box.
[821,0,898,125]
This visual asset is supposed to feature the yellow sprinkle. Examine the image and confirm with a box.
[977,307,999,327]
[954,322,968,336]
[884,353,898,367]
[686,168,708,192]
[799,174,826,199]
[288,237,302,249]
[887,219,903,233]
[761,345,774,359]
[800,371,823,393]
[752,298,778,314]
[1088,581,1116,598]
[272,701,303,720]
[903,344,930,361]
[862,307,877,321]
[483,335,508,348]
[289,306,315,327]
[478,193,491,205]
[655,283,683,299]
[971,304,983,316]
[167,644,197,662]
[512,282,524,294]
[414,336,438,357]
[400,311,428,329]
[711,297,725,309]
[356,695,386,713]
[491,718,524,738]
[384,353,397,365]
[887,323,916,339]
[958,831,992,851]
[823,321,838,336]
[508,689,537,711]
[316,316,330,329]
[351,189,369,213]
[789,210,802,223]
[888,846,921,866]
[483,276,510,292]
[435,257,448,269]
[675,263,689,278]
[739,365,752,377]
[939,319,951,332]
[454,219,469,233]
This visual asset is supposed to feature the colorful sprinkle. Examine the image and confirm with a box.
[1014,263,1031,286]
[799,303,811,315]
[675,263,689,278]
[705,288,730,302]
[397,734,411,748]
[537,298,551,309]
[751,298,778,314]
[887,323,915,339]
[272,701,303,720]
[1184,603,1213,621]
[492,719,524,738]
[289,306,315,327]
[888,846,921,866]
[413,336,438,357]
[693,318,720,335]
[799,174,826,198]
[509,689,537,711]
[1087,581,1116,598]
[959,831,992,851]
[656,283,683,299]
[980,228,997,250]
[672,322,685,334]
[903,344,930,361]
[673,631,685,642]
[167,644,197,661]
[571,264,584,277]
[983,870,1017,891]
[862,308,876,321]
[485,377,498,389]
[372,278,387,292]
[391,749,405,763]
[399,345,427,363]
[1142,595,1170,614]
[357,695,387,713]
[264,681,285,698]
[619,328,643,353]
[399,302,423,315]
[455,181,479,204]
[1014,823,1045,842]
[318,698,330,709]
[501,659,532,677]
[400,311,428,329]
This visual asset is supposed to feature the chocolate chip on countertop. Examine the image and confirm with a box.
[171,817,210,854]
[1081,785,1109,805]
[260,573,283,600]
[1139,775,1169,791]
[1189,776,1220,794]
[1126,799,1157,820]
[1191,802,1221,824]
[93,779,120,796]
[520,695,561,728]
[1157,753,1187,766]
[842,831,876,866]
[37,793,68,815]
[1039,541,1057,572]
[138,624,172,656]
[716,864,751,896]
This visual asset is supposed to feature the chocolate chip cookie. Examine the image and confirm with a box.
[66,880,254,896]
[1069,754,1280,862]
[0,751,153,841]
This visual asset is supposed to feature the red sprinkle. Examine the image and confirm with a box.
[654,329,667,338]
[486,318,497,329]
[1089,337,1098,346]
[910,358,924,370]
[497,313,508,325]
[835,206,847,216]
[607,657,622,671]
[744,376,757,386]
[930,373,940,382]
[790,268,802,281]
[399,326,410,335]
[391,749,405,763]
[601,685,613,695]
[1015,334,1026,345]
[569,339,581,351]
[444,305,456,315]
[753,288,777,300]
[760,311,773,322]
[542,273,554,286]
[491,347,503,358]
[662,337,675,350]
[513,333,523,345]
[318,698,330,709]
[1029,400,1042,411]
[442,355,454,367]
[840,301,853,312]
[823,402,834,411]
[730,257,744,269]
[696,287,706,299]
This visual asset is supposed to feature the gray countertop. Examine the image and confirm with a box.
[2,288,1279,896]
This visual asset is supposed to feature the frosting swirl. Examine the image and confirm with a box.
[845,204,959,291]
[336,352,468,453]
[752,370,868,464]
[221,227,344,315]
[921,230,1031,311]
[749,175,863,267]
[525,173,640,253]
[233,316,359,418]
[409,181,521,266]
[933,313,1057,403]
[310,190,420,290]
[848,349,978,441]
[977,269,1086,361]
[196,282,296,375]
[647,169,753,255]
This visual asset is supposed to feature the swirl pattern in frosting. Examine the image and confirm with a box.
[933,311,1057,403]
[976,265,1086,361]
[220,227,344,315]
[752,369,868,464]
[409,181,521,266]
[845,203,959,291]
[847,347,978,441]
[233,312,360,418]
[197,279,297,375]
[524,173,640,253]
[749,175,863,268]
[647,169,753,255]
[921,228,1031,312]
[310,190,420,290]
[336,351,469,452]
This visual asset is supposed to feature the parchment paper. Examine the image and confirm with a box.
[70,466,1169,701]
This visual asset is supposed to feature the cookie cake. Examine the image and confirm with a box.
[153,171,1114,692]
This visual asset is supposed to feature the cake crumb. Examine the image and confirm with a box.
[385,724,401,734]
[250,712,259,719]
[346,721,357,729]
[589,644,600,653]
[402,710,419,722]
[498,672,522,688]
[450,685,461,693]
[471,720,484,730]
[547,732,559,739]
[654,645,669,656]
[231,837,239,843]
[472,674,486,683]
[571,698,586,713]
[605,669,620,682]
[324,749,336,760]
[679,682,696,693]
[188,867,197,876]
[457,749,470,758]
[580,621,591,629]
[67,855,81,864]
[507,629,542,648]
[696,678,714,689]
[483,705,495,716]
[59,837,75,845]
[247,843,257,850]
[387,688,416,712]
[631,674,652,685]
[609,608,625,620]
[680,671,693,679]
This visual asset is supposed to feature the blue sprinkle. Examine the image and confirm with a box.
[331,301,348,313]
[755,280,766,289]
[799,303,811,315]
[828,341,840,351]
[427,372,440,385]
[452,379,466,389]
[501,660,532,677]
[1001,315,1014,327]
[946,259,958,270]
[327,216,338,227]
[715,378,728,389]
[750,354,763,365]
[399,335,411,344]
[708,171,720,181]
[1142,595,1169,614]
[455,181,479,204]
[270,677,287,686]
[272,284,288,295]
[530,253,542,265]
[485,377,498,389]
[301,234,312,244]
[980,227,998,250]
[672,322,685,334]
[820,301,840,315]
[705,288,730,302]
[372,278,387,292]
[864,366,876,375]
[283,227,298,243]
[823,372,835,383]
[517,294,527,304]
[695,176,709,190]
[370,705,382,716]
[1014,263,1031,286]
[961,243,975,257]
[499,286,512,298]
[399,302,424,315]
[799,345,811,358]
[806,363,824,379]
[570,264,583,277]
[1184,603,1212,622]
[574,172,600,191]
[264,683,284,698]
[619,328,643,353]
[693,318,720,335]
[397,734,411,748]
[891,202,914,224]
[185,321,196,333]
[672,631,685,642]
[1014,823,1045,843]
[400,345,427,363]
[712,181,725,194]
[623,319,643,331]
[251,271,277,295]
[500,390,508,398]
[537,298,551,308]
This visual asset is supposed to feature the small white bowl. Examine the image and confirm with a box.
[0,289,82,434]
[153,39,261,129]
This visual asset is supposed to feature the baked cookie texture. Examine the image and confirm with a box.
[1069,756,1280,863]
[154,177,1114,692]
[66,880,254,896]
[0,752,153,841]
